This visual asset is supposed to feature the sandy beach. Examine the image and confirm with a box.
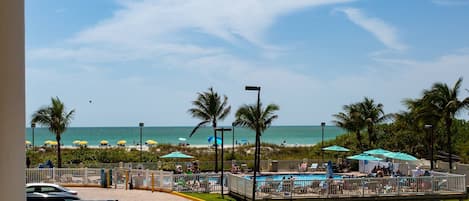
[69,187,190,201]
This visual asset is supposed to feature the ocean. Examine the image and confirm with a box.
[25,126,345,147]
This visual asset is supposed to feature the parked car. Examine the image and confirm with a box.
[26,183,80,201]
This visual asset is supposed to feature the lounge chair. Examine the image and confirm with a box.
[309,163,318,171]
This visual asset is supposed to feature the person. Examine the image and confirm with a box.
[26,157,31,168]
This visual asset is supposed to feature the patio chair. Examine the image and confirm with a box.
[309,163,318,171]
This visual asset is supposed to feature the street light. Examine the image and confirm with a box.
[245,85,260,201]
[321,122,325,163]
[31,122,36,151]
[139,122,144,163]
[215,127,232,199]
[424,124,434,170]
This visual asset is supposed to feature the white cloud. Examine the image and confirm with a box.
[71,0,354,48]
[336,7,407,51]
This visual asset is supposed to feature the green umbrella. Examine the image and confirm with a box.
[323,145,350,152]
[161,151,194,159]
[364,148,393,155]
[347,153,383,161]
[384,152,418,161]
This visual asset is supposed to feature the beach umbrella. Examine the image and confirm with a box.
[25,140,31,145]
[364,148,393,155]
[100,140,109,145]
[323,145,350,152]
[160,151,194,159]
[72,140,81,145]
[384,152,418,161]
[178,137,187,141]
[79,141,88,146]
[146,139,158,145]
[117,140,127,145]
[48,141,58,146]
[347,153,383,161]
[208,136,222,144]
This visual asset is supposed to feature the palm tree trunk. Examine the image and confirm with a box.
[367,126,372,147]
[356,130,363,151]
[214,127,218,173]
[256,134,261,173]
[446,118,452,172]
[56,134,62,168]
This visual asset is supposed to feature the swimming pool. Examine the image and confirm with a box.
[244,173,342,181]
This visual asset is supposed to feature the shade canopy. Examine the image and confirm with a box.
[25,140,31,145]
[146,139,158,145]
[161,151,194,159]
[79,141,88,145]
[47,141,58,146]
[44,140,53,145]
[100,140,109,145]
[323,145,350,152]
[384,152,418,161]
[117,140,127,145]
[364,148,393,155]
[72,140,81,145]
[178,137,187,141]
[347,153,383,161]
[208,136,222,144]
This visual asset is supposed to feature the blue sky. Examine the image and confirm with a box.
[25,0,469,127]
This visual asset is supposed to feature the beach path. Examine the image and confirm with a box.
[69,187,190,201]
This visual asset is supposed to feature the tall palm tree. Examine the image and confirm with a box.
[188,87,231,172]
[234,103,279,172]
[333,104,366,151]
[357,97,391,146]
[31,97,75,168]
[422,78,469,171]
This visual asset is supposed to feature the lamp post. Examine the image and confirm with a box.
[321,122,325,163]
[215,127,232,199]
[139,122,144,163]
[245,85,260,201]
[424,124,434,170]
[31,122,36,151]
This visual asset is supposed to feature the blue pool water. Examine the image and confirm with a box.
[245,174,342,181]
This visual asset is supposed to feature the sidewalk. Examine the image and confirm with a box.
[69,187,190,201]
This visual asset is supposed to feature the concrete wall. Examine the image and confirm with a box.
[0,0,26,200]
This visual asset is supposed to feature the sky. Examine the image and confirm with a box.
[25,0,469,127]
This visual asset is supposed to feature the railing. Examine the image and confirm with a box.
[26,168,225,193]
[26,168,101,185]
[228,173,466,200]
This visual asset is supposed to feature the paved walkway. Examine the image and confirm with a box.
[69,187,190,201]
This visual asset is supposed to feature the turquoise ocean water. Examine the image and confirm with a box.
[25,126,345,147]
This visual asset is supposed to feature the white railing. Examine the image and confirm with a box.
[228,172,466,200]
[26,168,101,185]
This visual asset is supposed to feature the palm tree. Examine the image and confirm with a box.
[422,78,469,171]
[31,97,75,168]
[333,104,366,151]
[188,87,231,172]
[234,103,279,172]
[357,97,390,146]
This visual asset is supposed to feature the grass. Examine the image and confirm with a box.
[182,192,237,201]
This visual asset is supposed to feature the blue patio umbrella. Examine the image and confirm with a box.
[208,136,222,144]
[346,153,383,161]
[383,152,418,161]
[161,151,194,159]
[323,145,350,152]
[364,148,393,155]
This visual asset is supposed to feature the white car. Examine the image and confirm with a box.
[26,183,80,201]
